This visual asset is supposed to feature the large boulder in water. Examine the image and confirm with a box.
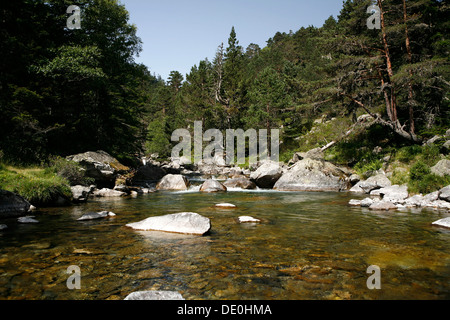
[126,212,211,235]
[250,160,283,189]
[199,179,227,193]
[0,190,33,218]
[223,177,257,190]
[156,174,190,191]
[273,158,350,192]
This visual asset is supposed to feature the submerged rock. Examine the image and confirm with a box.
[273,158,349,192]
[250,160,283,189]
[124,291,184,300]
[199,179,227,193]
[0,224,7,231]
[18,216,39,223]
[432,217,450,229]
[126,212,211,235]
[77,211,116,221]
[156,174,190,191]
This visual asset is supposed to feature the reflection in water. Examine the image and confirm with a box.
[0,190,449,300]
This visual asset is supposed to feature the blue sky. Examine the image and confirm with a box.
[122,0,344,81]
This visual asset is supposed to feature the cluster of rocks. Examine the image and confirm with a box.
[349,172,450,212]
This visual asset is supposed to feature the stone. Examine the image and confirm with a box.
[423,191,440,203]
[126,212,211,235]
[71,185,94,203]
[369,201,397,211]
[67,150,129,188]
[18,216,39,223]
[361,197,377,207]
[156,174,190,191]
[439,186,450,202]
[446,129,450,139]
[250,160,283,189]
[349,174,361,184]
[199,179,227,193]
[124,291,184,300]
[92,188,127,197]
[357,174,392,193]
[273,158,349,192]
[296,148,325,161]
[430,159,450,177]
[349,184,365,193]
[215,203,236,208]
[432,217,450,229]
[0,190,33,218]
[131,164,166,184]
[425,200,450,210]
[404,194,425,207]
[223,177,257,190]
[348,199,362,206]
[443,140,450,150]
[0,224,7,231]
[238,216,261,223]
[378,185,409,203]
[77,211,116,221]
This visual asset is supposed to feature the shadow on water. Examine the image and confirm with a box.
[0,189,449,300]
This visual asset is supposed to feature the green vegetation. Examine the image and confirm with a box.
[0,0,449,199]
[0,165,72,206]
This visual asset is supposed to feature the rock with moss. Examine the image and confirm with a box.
[430,160,450,177]
[67,150,129,188]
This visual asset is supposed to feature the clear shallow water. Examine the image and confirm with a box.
[0,188,449,300]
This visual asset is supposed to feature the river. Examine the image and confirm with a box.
[0,186,449,300]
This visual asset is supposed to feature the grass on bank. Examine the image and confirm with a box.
[0,161,74,206]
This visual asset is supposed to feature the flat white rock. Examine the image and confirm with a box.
[238,216,261,223]
[126,212,211,235]
[18,216,39,224]
[432,217,450,229]
[215,203,236,208]
[77,211,116,221]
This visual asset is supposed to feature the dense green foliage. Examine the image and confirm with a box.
[1,0,449,165]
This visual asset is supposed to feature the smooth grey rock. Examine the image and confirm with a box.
[18,216,39,223]
[0,190,33,218]
[92,188,127,197]
[349,174,361,184]
[71,185,94,203]
[349,184,365,193]
[432,217,450,229]
[361,197,377,207]
[424,191,440,203]
[404,194,425,207]
[250,160,283,189]
[77,211,116,221]
[124,291,184,300]
[126,212,211,235]
[439,185,450,202]
[431,159,450,177]
[369,201,397,211]
[199,179,227,193]
[348,199,362,206]
[378,185,409,203]
[273,158,349,192]
[425,200,450,210]
[358,174,392,193]
[223,177,257,189]
[0,224,7,231]
[156,174,190,191]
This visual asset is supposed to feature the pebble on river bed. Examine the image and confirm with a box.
[238,216,261,223]
[124,291,185,300]
[18,216,39,224]
[215,203,236,208]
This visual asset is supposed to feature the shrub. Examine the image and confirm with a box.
[46,156,94,186]
[408,173,450,195]
[409,161,431,181]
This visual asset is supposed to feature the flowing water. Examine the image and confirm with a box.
[0,186,449,300]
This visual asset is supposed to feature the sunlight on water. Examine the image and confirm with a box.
[0,189,449,300]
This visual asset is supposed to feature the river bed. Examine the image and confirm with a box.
[0,188,449,300]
